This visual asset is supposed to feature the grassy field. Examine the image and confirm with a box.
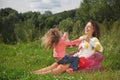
[0,26,120,80]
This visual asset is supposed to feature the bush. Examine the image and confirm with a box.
[14,20,40,42]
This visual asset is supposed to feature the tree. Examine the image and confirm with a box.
[76,0,91,27]
[59,18,73,34]
[76,0,120,30]
[45,16,55,28]
[14,19,40,42]
[0,8,19,43]
[37,14,47,30]
[44,11,52,17]
[72,20,83,38]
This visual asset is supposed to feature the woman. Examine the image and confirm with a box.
[73,20,103,58]
[68,20,103,72]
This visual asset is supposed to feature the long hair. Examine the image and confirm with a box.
[89,20,100,39]
[41,28,61,50]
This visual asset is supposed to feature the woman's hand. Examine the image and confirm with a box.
[83,35,90,42]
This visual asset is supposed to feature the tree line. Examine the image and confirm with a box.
[0,0,120,44]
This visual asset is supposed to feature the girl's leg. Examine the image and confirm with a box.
[38,64,70,75]
[52,64,70,74]
[34,62,58,74]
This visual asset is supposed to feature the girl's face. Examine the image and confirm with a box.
[84,22,94,36]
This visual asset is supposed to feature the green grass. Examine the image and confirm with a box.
[0,27,120,80]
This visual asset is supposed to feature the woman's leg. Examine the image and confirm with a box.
[34,62,58,74]
[38,64,70,75]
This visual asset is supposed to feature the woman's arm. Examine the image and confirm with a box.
[89,37,103,52]
[65,38,82,46]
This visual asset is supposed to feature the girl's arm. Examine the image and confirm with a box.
[89,37,103,52]
[66,38,82,47]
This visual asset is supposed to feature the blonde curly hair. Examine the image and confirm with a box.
[41,28,61,50]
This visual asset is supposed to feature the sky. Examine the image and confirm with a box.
[0,0,82,14]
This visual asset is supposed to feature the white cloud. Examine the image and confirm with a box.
[0,0,32,12]
[42,0,51,4]
[0,0,82,14]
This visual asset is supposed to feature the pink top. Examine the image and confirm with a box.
[53,38,81,58]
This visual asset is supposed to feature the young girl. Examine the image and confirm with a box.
[34,28,81,74]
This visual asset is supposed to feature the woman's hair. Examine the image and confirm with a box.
[89,20,100,39]
[41,28,61,50]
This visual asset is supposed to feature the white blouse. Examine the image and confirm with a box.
[73,36,103,58]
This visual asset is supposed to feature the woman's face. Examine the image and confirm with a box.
[84,22,94,36]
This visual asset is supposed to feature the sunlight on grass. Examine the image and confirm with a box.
[0,27,120,80]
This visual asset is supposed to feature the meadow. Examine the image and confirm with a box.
[0,25,120,80]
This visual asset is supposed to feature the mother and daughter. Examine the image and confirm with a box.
[33,20,103,75]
